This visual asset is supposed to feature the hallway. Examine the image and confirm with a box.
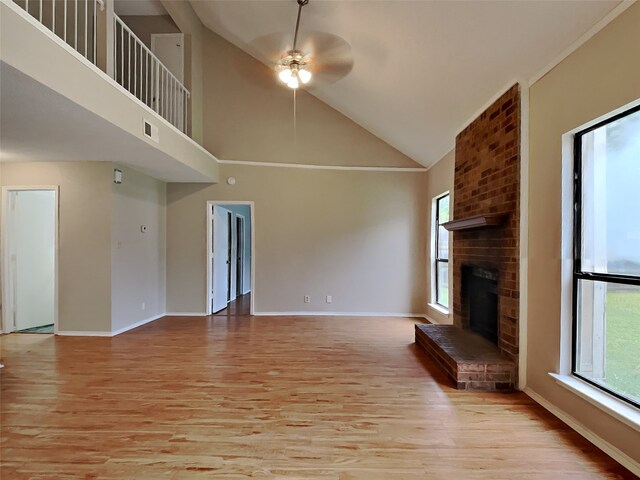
[213,293,251,317]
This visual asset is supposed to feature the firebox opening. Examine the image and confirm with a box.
[463,266,499,344]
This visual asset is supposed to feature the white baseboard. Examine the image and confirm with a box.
[524,387,640,476]
[165,312,208,317]
[56,330,113,337]
[111,313,165,336]
[253,311,428,318]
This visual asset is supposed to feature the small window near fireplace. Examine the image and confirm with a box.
[433,193,450,309]
[573,104,640,408]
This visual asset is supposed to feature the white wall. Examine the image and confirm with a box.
[111,165,166,333]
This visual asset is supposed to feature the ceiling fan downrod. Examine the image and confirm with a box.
[292,0,309,50]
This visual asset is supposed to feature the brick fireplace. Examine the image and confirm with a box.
[452,84,521,367]
[416,84,521,390]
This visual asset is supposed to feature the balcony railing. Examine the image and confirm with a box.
[11,0,191,134]
[114,14,189,134]
[13,0,102,64]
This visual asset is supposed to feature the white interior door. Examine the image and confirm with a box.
[212,206,231,313]
[151,33,184,83]
[9,190,56,331]
[151,33,186,130]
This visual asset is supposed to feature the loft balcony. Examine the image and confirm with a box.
[0,0,218,182]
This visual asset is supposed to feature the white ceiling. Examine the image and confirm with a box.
[190,0,620,167]
[0,62,211,182]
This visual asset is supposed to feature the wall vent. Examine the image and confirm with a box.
[143,119,159,143]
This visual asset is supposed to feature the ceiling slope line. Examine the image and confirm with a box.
[217,159,427,173]
[528,0,635,86]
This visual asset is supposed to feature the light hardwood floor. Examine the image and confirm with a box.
[0,316,634,479]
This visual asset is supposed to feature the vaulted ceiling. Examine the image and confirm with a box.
[190,0,620,167]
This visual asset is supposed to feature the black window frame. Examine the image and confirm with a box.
[572,104,640,409]
[434,193,450,309]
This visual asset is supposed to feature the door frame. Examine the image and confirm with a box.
[1,186,59,334]
[235,213,246,297]
[206,201,255,316]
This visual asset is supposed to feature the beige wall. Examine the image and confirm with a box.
[201,29,421,169]
[528,2,640,463]
[119,15,180,50]
[167,164,427,315]
[160,0,204,145]
[0,161,112,332]
[111,165,166,332]
[424,149,455,324]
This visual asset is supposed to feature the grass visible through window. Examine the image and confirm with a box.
[605,290,640,403]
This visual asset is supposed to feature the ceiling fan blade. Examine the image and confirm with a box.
[297,31,352,65]
[306,58,355,88]
[247,32,294,65]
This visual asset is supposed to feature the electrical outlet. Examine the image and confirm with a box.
[304,295,310,303]
[326,295,332,304]
[141,302,146,310]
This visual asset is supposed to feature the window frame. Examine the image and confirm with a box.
[572,104,640,409]
[434,193,450,309]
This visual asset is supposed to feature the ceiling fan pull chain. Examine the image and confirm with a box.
[293,88,298,146]
[292,0,309,50]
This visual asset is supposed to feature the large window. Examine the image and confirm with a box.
[573,105,640,408]
[434,193,450,308]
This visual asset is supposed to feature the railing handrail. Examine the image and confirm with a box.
[113,12,190,97]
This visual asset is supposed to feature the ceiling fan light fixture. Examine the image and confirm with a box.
[298,68,312,84]
[278,68,293,83]
[287,76,300,89]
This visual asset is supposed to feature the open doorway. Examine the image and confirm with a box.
[2,187,58,334]
[207,202,254,316]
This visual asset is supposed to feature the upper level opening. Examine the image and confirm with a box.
[11,0,190,135]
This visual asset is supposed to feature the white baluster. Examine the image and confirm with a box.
[127,30,131,91]
[146,52,149,106]
[74,0,77,50]
[84,0,87,57]
[134,40,137,97]
[120,22,124,85]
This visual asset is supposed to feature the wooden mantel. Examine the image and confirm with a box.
[442,213,507,232]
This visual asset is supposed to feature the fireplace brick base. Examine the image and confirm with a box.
[415,324,515,391]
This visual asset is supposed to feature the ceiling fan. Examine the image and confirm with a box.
[253,0,354,90]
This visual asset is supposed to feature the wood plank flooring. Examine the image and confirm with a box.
[213,293,252,318]
[0,316,634,479]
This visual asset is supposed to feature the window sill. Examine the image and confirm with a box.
[549,373,640,432]
[428,303,450,316]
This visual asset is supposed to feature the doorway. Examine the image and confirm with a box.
[2,187,58,334]
[207,202,254,316]
[236,214,245,298]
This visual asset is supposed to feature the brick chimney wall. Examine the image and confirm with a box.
[452,84,521,365]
